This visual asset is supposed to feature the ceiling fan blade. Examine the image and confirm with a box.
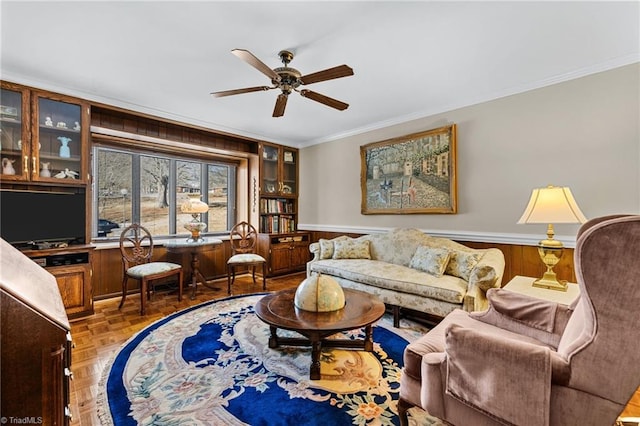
[272,93,288,117]
[231,49,281,82]
[300,89,349,111]
[300,64,354,85]
[210,86,272,98]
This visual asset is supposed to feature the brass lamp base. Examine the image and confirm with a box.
[533,271,568,291]
[533,225,568,292]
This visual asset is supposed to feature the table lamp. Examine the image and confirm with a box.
[517,185,587,291]
[181,194,209,242]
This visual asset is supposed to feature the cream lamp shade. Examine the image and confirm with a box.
[518,185,587,291]
[518,185,587,225]
[181,194,209,242]
[181,194,209,215]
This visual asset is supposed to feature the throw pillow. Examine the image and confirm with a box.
[409,246,451,277]
[446,250,482,281]
[332,239,371,259]
[318,239,335,259]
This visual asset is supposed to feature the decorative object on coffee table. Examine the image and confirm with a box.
[294,273,345,312]
[255,288,385,380]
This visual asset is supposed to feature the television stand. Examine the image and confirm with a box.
[22,244,95,319]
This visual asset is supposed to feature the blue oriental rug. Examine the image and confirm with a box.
[97,293,443,425]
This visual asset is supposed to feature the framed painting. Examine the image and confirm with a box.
[360,124,457,214]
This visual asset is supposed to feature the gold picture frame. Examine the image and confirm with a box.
[360,124,457,214]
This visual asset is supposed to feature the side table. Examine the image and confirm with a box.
[165,238,223,298]
[503,275,580,305]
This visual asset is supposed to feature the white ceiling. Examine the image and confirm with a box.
[1,1,638,148]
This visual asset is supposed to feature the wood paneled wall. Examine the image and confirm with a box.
[308,231,576,285]
[93,241,235,300]
[91,106,259,154]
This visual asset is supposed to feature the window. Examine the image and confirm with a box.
[93,146,236,239]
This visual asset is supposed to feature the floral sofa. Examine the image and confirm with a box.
[307,228,505,326]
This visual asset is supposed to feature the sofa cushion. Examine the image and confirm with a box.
[446,250,481,281]
[409,246,451,277]
[309,259,467,304]
[319,239,334,259]
[332,238,371,259]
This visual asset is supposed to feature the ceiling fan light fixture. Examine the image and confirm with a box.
[211,48,354,117]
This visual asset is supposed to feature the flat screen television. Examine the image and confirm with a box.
[0,190,86,248]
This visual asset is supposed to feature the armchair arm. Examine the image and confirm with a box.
[471,288,573,348]
[444,324,552,426]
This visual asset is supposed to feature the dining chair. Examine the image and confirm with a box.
[227,221,267,294]
[118,223,184,315]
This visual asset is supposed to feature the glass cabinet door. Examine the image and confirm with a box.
[0,84,29,180]
[261,144,279,195]
[32,93,87,184]
[281,148,297,195]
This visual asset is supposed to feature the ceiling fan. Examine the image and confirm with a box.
[211,49,354,117]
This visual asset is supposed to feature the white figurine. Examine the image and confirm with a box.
[2,158,16,175]
[40,162,51,177]
[54,168,78,179]
[73,121,81,131]
[45,116,53,126]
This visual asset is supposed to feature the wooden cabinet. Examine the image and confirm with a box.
[0,82,30,179]
[259,142,298,196]
[259,142,299,233]
[1,239,72,425]
[24,246,94,319]
[257,232,310,276]
[1,82,89,185]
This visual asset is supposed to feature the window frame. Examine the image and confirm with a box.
[92,144,237,240]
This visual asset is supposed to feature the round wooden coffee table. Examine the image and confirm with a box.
[255,287,386,380]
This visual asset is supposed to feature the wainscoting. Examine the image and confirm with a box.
[92,230,576,299]
[306,231,577,285]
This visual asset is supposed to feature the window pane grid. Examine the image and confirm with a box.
[94,146,235,239]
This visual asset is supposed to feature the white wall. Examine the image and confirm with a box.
[298,63,640,246]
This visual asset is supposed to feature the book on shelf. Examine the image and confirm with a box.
[260,198,294,214]
[260,215,296,233]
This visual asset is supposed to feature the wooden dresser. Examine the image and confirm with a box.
[0,239,72,425]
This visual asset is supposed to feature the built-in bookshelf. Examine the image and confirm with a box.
[259,198,296,233]
[258,142,299,234]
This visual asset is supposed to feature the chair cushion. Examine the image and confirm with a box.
[310,259,467,304]
[228,253,266,264]
[127,262,181,278]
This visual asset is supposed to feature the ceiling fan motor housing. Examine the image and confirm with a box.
[273,67,302,94]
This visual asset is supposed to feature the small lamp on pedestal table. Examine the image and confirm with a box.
[181,194,209,242]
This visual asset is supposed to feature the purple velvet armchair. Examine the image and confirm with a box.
[399,215,640,426]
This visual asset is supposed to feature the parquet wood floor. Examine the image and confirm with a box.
[69,272,639,425]
[69,272,304,426]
